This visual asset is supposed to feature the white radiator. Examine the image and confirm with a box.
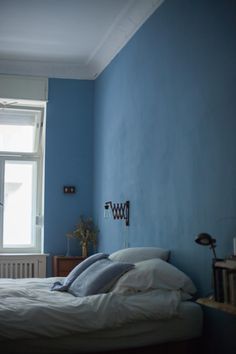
[0,254,47,278]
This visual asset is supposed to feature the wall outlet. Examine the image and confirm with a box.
[63,186,76,194]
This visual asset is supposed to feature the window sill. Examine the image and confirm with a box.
[0,253,49,256]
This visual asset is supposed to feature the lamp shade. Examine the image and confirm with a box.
[195,233,217,258]
[195,233,216,246]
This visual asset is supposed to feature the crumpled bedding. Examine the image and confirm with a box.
[0,277,182,340]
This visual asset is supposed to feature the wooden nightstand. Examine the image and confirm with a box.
[197,297,236,316]
[197,297,236,354]
[53,256,85,277]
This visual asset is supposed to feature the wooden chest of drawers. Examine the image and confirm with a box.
[53,256,85,277]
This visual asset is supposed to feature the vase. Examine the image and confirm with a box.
[66,237,70,256]
[82,242,88,258]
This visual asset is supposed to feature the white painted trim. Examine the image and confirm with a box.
[0,59,91,80]
[0,104,45,254]
[0,0,164,80]
[90,0,165,79]
[0,158,41,254]
[0,75,48,100]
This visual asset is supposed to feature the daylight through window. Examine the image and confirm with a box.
[0,102,44,253]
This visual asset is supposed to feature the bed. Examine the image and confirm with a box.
[0,247,203,354]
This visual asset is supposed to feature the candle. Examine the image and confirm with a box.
[234,237,236,256]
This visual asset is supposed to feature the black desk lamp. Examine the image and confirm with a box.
[195,233,217,259]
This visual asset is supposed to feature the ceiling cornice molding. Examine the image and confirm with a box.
[90,0,164,79]
[0,0,164,80]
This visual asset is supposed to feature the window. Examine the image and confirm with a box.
[0,108,42,153]
[0,101,45,253]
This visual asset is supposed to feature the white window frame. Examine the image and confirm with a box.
[0,102,45,254]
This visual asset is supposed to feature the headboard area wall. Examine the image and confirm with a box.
[44,79,94,274]
[93,0,236,296]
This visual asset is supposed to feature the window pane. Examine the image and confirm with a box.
[0,109,39,153]
[3,161,35,247]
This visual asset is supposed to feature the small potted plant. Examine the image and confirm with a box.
[67,216,99,258]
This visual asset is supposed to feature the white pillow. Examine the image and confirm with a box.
[109,247,170,263]
[111,258,196,295]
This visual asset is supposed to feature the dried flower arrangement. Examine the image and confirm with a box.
[67,216,99,257]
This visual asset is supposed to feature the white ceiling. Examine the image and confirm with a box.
[0,0,164,80]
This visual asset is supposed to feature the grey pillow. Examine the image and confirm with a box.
[109,247,170,263]
[68,258,134,297]
[51,252,108,291]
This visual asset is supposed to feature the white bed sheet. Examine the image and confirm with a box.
[1,301,203,353]
[0,277,183,341]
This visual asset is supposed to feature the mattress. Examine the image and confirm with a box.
[2,301,203,354]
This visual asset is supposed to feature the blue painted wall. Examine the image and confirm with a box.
[44,79,94,272]
[93,0,236,295]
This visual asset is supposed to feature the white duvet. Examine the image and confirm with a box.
[0,277,182,341]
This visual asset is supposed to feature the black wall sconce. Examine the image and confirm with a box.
[104,200,130,226]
